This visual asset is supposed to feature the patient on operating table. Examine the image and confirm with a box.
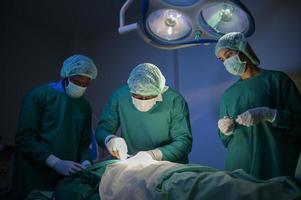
[45,151,301,200]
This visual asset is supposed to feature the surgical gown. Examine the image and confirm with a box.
[219,70,301,179]
[96,85,192,164]
[12,84,92,199]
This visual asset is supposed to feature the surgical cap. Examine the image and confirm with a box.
[60,54,98,79]
[127,63,166,96]
[215,32,260,65]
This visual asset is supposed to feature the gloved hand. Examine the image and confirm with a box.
[218,117,234,136]
[134,151,154,161]
[81,160,92,169]
[105,136,128,160]
[46,154,84,176]
[147,149,163,161]
[121,151,157,167]
[236,107,277,127]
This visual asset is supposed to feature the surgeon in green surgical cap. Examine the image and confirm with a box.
[12,54,98,199]
[95,63,192,164]
[215,32,301,179]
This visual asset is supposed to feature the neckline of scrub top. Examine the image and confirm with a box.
[148,86,169,112]
[47,81,83,99]
[238,69,266,83]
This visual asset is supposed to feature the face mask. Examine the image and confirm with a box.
[132,95,162,112]
[65,80,87,98]
[223,54,246,76]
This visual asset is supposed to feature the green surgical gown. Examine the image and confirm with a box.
[95,85,192,164]
[219,70,301,179]
[12,84,92,199]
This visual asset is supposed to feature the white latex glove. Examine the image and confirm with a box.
[121,151,157,167]
[46,154,83,176]
[105,136,128,160]
[236,107,277,127]
[81,160,92,169]
[218,117,234,136]
[147,149,163,161]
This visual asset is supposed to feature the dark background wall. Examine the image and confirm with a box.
[1,0,301,169]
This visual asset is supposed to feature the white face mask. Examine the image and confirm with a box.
[132,95,162,112]
[223,54,247,76]
[65,80,87,98]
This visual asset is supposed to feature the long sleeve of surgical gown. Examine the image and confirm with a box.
[13,84,92,199]
[96,85,192,164]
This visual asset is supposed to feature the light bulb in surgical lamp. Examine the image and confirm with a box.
[219,8,233,22]
[201,3,250,35]
[147,9,192,41]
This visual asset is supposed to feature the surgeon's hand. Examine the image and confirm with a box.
[147,149,163,161]
[53,160,84,176]
[132,151,154,161]
[105,136,128,160]
[120,151,157,167]
[236,107,277,127]
[46,154,84,176]
[218,117,234,136]
[81,160,92,169]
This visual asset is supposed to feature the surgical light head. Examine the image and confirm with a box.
[201,2,250,36]
[147,9,192,41]
[118,0,255,49]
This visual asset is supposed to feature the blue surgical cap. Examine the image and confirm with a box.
[60,54,98,79]
[127,63,166,96]
[215,32,259,65]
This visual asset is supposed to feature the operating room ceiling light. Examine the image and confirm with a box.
[147,9,192,41]
[118,0,255,49]
[201,2,250,35]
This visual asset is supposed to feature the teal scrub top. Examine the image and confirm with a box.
[96,85,192,164]
[219,70,301,179]
[13,83,92,199]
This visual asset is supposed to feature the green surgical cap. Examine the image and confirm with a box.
[60,54,98,79]
[127,63,166,96]
[215,32,259,65]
